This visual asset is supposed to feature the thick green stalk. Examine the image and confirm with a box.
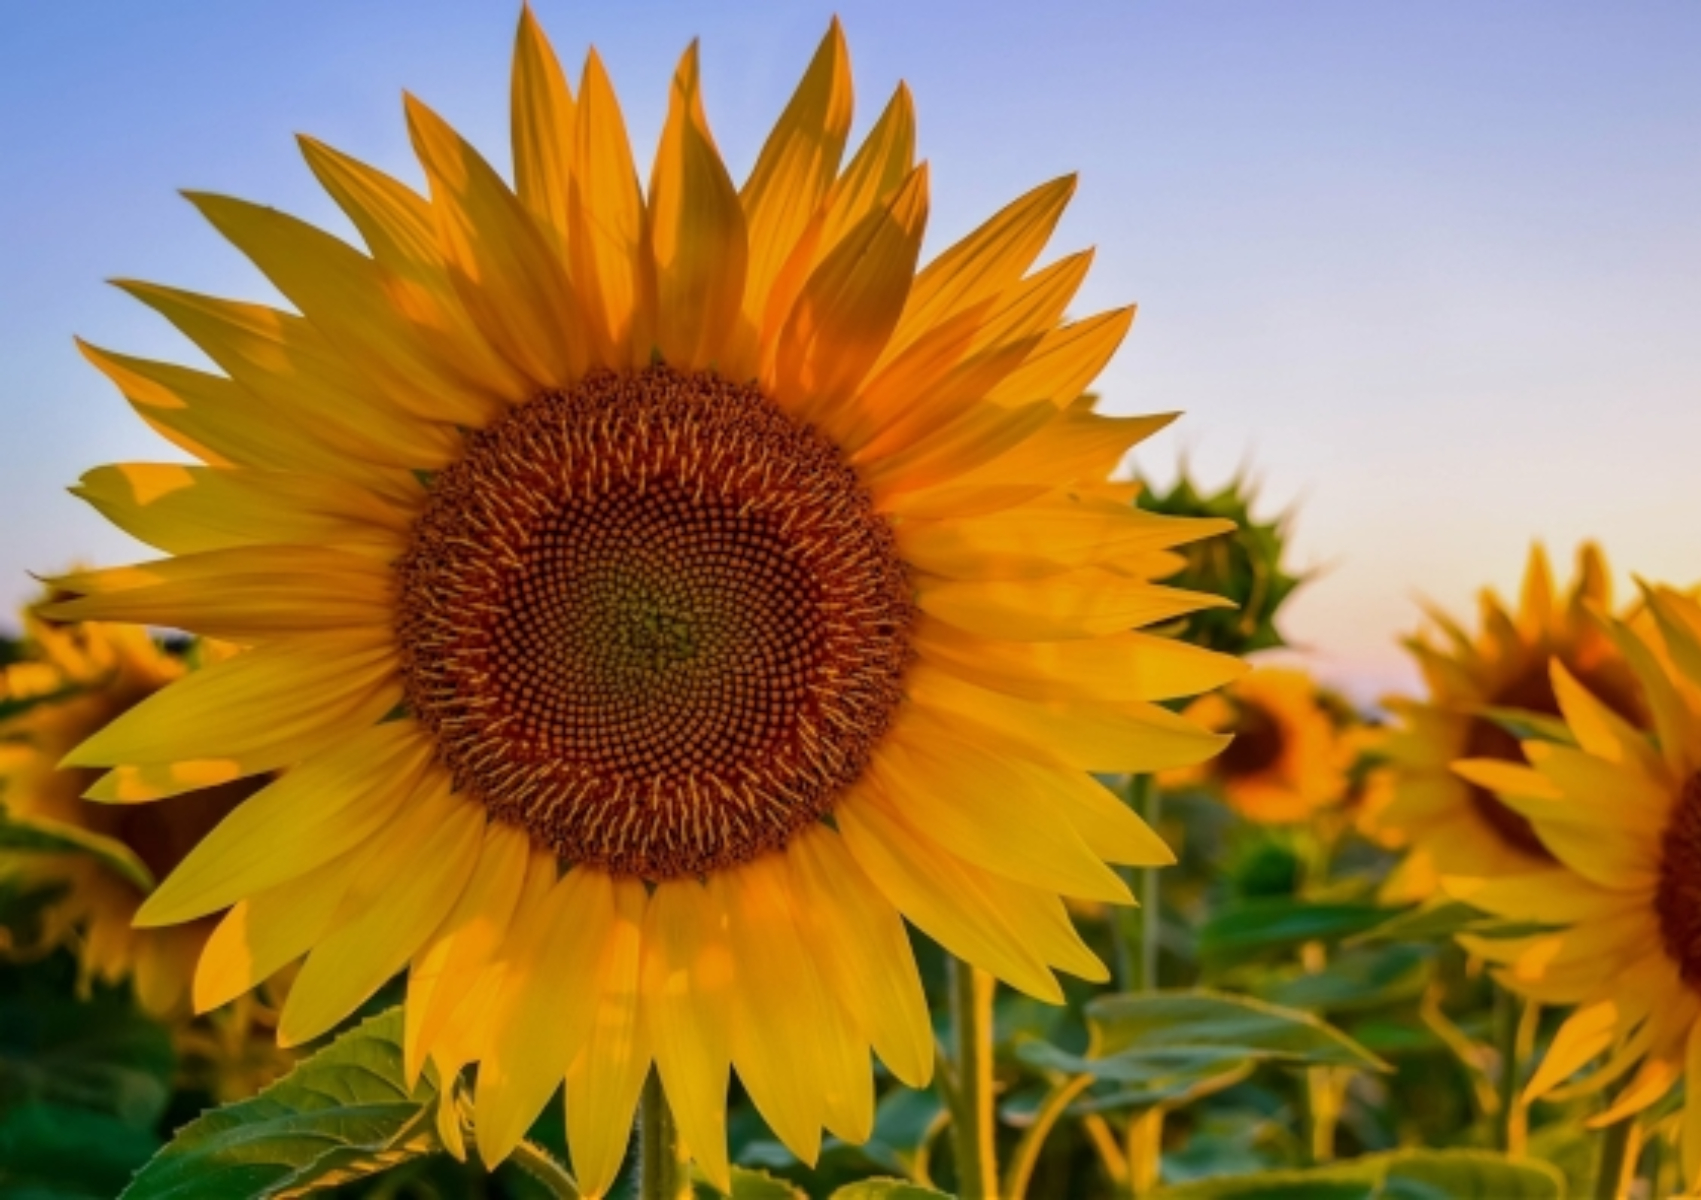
[1493,985,1527,1156]
[948,958,1000,1199]
[638,1069,692,1200]
[1593,1116,1634,1200]
[1117,775,1161,993]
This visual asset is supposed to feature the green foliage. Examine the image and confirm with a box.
[1135,470,1306,656]
[1149,1149,1565,1198]
[121,1009,477,1200]
[827,1180,952,1199]
[1198,899,1393,968]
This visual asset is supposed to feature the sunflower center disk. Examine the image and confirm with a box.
[397,366,913,878]
[1656,773,1701,987]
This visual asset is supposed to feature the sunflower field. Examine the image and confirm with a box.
[0,8,1694,1200]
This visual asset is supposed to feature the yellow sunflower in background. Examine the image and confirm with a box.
[0,613,255,1016]
[1164,667,1349,823]
[1370,543,1644,901]
[1450,586,1701,1179]
[52,11,1241,1195]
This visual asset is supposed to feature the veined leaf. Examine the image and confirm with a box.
[1198,899,1392,966]
[1086,989,1389,1071]
[1255,945,1433,1014]
[830,1181,953,1199]
[1149,1149,1564,1199]
[0,812,155,892]
[693,1166,807,1198]
[120,1008,505,1200]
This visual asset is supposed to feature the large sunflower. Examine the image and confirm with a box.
[0,613,253,1016]
[1451,586,1701,1179]
[1370,543,1644,900]
[1163,666,1350,823]
[54,12,1241,1194]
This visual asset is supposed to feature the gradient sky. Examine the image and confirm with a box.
[2,1,1698,703]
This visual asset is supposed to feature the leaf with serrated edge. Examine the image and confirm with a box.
[121,1008,471,1200]
[829,1180,953,1199]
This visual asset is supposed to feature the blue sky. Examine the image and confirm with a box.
[2,1,1698,701]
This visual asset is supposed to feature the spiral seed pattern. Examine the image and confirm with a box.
[396,366,913,877]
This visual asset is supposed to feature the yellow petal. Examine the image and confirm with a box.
[1684,1022,1701,1182]
[786,825,934,1088]
[193,853,354,1012]
[1550,659,1662,778]
[186,192,503,427]
[1524,1000,1616,1101]
[84,761,248,806]
[74,341,417,504]
[114,281,458,469]
[41,546,395,642]
[564,878,650,1199]
[732,19,853,374]
[713,859,828,1164]
[65,632,399,772]
[73,464,410,559]
[476,867,612,1167]
[881,175,1075,365]
[510,5,576,252]
[135,722,430,926]
[917,569,1231,641]
[641,879,733,1194]
[406,94,587,387]
[961,400,1173,491]
[297,136,530,401]
[898,494,1231,581]
[864,399,1057,498]
[757,83,916,357]
[280,784,485,1047]
[915,616,1245,704]
[769,164,929,424]
[647,43,747,370]
[837,791,1061,1002]
[405,821,532,1083]
[570,50,651,369]
[869,723,1131,901]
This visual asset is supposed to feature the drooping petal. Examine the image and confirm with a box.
[192,852,355,1012]
[838,790,1061,1002]
[563,878,651,1200]
[134,722,431,926]
[280,782,485,1046]
[405,821,532,1084]
[641,878,734,1194]
[785,825,934,1088]
[475,867,612,1167]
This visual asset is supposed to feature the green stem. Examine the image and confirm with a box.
[508,1138,581,1198]
[1117,775,1161,993]
[947,958,999,1200]
[1493,985,1524,1156]
[638,1069,692,1200]
[1005,1074,1093,1199]
[1593,1116,1634,1200]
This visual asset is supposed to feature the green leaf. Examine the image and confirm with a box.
[0,965,175,1128]
[829,1181,952,1200]
[0,812,154,891]
[1149,1150,1564,1199]
[121,1007,457,1200]
[696,1166,807,1199]
[1086,989,1389,1071]
[1198,900,1393,966]
[1256,945,1433,1014]
[1347,898,1556,947]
